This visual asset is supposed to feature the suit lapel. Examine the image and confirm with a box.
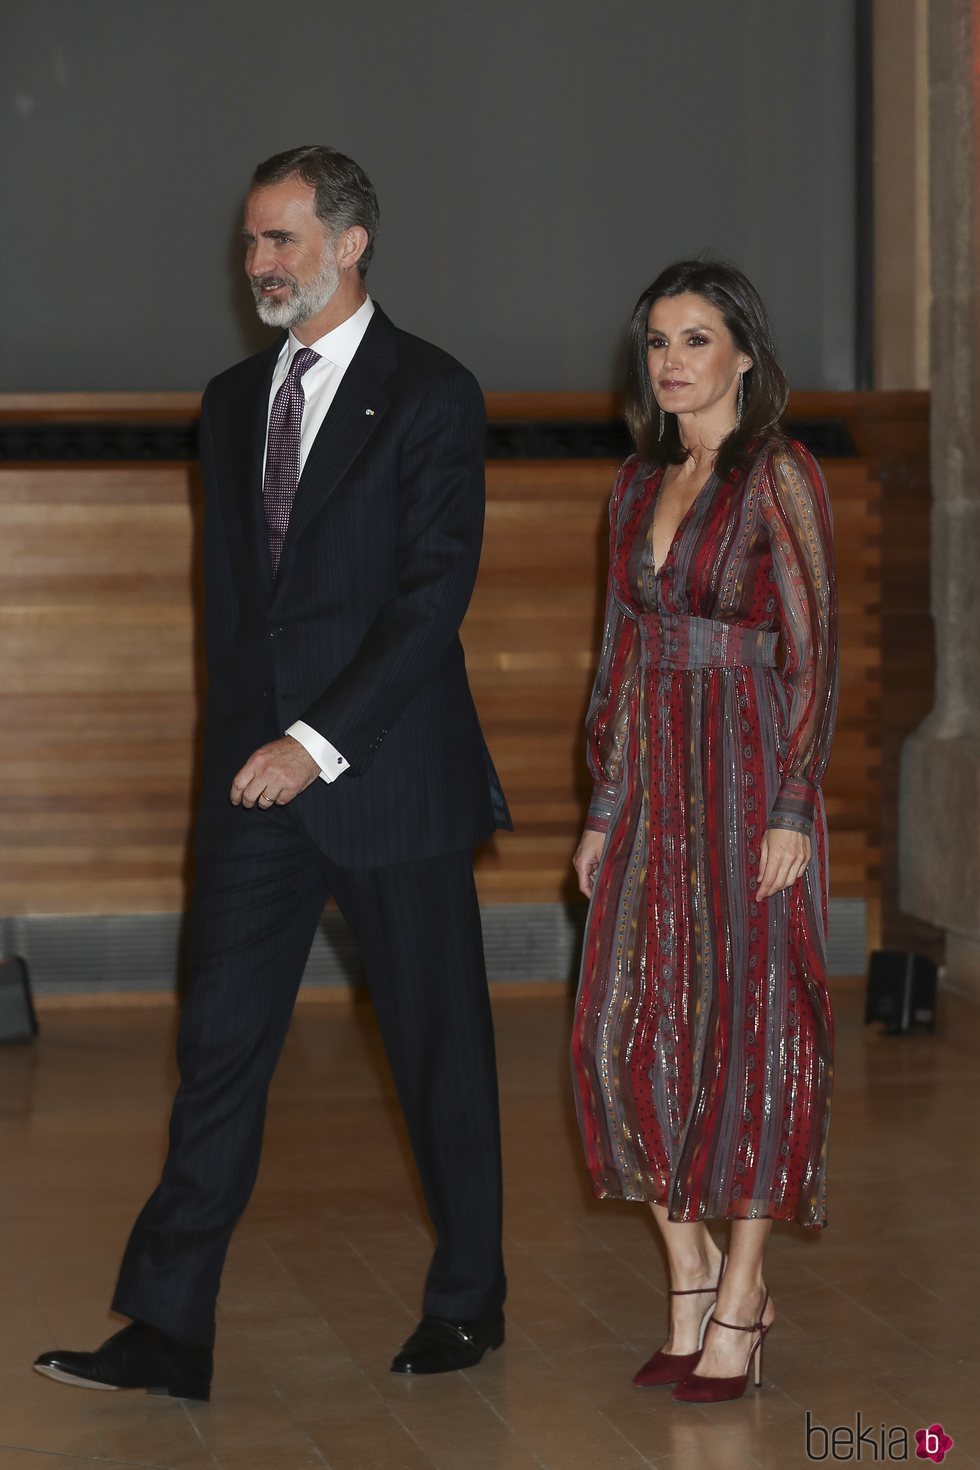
[275,308,399,577]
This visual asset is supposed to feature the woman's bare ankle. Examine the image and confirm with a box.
[715,1276,768,1322]
[669,1246,723,1292]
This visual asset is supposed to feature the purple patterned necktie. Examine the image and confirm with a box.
[263,346,321,573]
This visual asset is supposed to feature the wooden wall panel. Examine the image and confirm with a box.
[0,390,927,963]
[0,452,882,925]
[0,466,201,914]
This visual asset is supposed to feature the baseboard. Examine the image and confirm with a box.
[0,899,867,997]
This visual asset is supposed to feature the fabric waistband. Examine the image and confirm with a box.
[637,612,778,670]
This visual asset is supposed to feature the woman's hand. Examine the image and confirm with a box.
[573,828,607,899]
[755,827,811,900]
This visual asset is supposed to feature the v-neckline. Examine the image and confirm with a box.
[650,466,717,577]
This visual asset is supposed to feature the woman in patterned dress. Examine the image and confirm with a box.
[571,260,838,1404]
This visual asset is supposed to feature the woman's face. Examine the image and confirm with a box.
[646,292,752,420]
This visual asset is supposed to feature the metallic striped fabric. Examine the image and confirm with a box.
[263,346,320,573]
[571,438,839,1229]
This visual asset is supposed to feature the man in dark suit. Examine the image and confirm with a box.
[35,146,510,1400]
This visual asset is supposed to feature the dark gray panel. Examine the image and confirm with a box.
[3,0,855,394]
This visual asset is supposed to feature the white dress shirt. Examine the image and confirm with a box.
[271,295,375,783]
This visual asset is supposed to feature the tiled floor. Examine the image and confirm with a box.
[2,977,978,1469]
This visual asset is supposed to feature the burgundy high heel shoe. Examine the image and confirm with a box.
[633,1257,726,1388]
[671,1291,773,1403]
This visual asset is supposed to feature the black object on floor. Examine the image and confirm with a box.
[865,950,937,1033]
[0,955,38,1043]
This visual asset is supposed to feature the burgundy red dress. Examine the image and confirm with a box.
[571,438,839,1229]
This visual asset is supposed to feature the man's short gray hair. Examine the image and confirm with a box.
[251,145,380,277]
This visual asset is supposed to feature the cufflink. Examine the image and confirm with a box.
[365,408,375,416]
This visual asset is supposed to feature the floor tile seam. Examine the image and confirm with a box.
[508,1237,635,1350]
[253,1233,361,1331]
[247,1362,333,1470]
[549,1394,665,1470]
[174,1384,218,1465]
[829,1262,979,1303]
[275,1217,417,1321]
[372,1398,448,1470]
[767,1367,936,1424]
[801,1281,980,1368]
[773,1340,974,1384]
[569,1215,673,1297]
[427,1375,659,1470]
[262,1370,379,1452]
[829,1318,980,1371]
[333,1207,434,1258]
[459,1360,574,1470]
[332,1227,422,1320]
[778,1276,893,1334]
[751,1366,845,1415]
[464,1290,675,1470]
[233,1241,395,1421]
[411,1380,553,1470]
[0,1445,157,1468]
[685,1414,771,1470]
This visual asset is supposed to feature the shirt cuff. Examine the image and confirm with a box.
[287,721,349,784]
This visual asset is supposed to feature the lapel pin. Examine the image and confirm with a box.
[365,408,375,416]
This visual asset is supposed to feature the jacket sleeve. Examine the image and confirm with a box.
[298,366,486,774]
[585,464,640,833]
[199,388,239,680]
[760,441,839,834]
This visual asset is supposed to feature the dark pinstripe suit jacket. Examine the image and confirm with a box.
[196,305,511,867]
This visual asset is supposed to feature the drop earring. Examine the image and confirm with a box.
[658,408,665,441]
[735,372,744,429]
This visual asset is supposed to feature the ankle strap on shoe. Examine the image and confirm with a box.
[668,1256,726,1297]
[711,1292,769,1333]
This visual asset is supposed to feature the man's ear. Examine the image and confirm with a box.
[337,226,369,272]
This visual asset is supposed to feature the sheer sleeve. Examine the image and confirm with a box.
[760,441,839,834]
[585,466,640,833]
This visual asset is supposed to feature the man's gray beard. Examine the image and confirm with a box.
[251,253,340,328]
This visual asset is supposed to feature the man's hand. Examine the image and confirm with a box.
[573,828,607,899]
[755,827,811,901]
[230,736,320,809]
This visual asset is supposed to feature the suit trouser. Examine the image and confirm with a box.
[111,801,505,1348]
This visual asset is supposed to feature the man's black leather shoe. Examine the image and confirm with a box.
[34,1322,212,1401]
[390,1314,505,1374]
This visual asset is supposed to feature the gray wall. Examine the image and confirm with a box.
[3,0,856,394]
